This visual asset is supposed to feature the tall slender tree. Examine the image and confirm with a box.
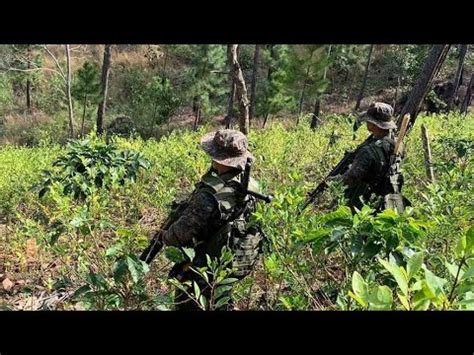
[399,44,450,129]
[65,45,75,138]
[97,44,112,135]
[447,44,468,111]
[230,44,250,135]
[461,73,474,114]
[354,44,374,111]
[249,44,261,124]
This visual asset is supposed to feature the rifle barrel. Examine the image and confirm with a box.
[247,189,272,203]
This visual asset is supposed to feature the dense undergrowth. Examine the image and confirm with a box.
[0,113,473,310]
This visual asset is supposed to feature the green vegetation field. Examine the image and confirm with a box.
[1,113,473,310]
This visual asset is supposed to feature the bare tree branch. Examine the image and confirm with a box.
[0,66,64,77]
[42,45,66,81]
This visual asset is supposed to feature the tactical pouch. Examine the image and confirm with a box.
[384,193,405,214]
[229,219,264,279]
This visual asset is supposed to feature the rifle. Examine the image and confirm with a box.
[139,207,183,264]
[241,158,273,204]
[384,114,411,213]
[139,158,272,265]
[297,135,373,215]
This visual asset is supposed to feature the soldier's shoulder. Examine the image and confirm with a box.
[199,172,225,192]
[378,137,395,151]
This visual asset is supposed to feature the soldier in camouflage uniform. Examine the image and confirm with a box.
[334,102,402,212]
[155,129,264,311]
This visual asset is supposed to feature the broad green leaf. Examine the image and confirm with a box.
[321,206,353,227]
[457,298,474,305]
[106,244,123,257]
[72,285,91,299]
[183,247,195,261]
[456,235,467,257]
[141,260,150,274]
[199,295,207,310]
[303,228,331,243]
[422,280,436,299]
[113,259,128,283]
[461,266,474,281]
[377,286,393,305]
[193,281,201,300]
[424,268,447,298]
[466,226,474,255]
[279,296,293,310]
[126,256,140,283]
[214,296,231,309]
[215,285,233,300]
[380,259,408,296]
[352,271,368,299]
[397,292,410,310]
[219,277,239,286]
[200,269,209,283]
[407,252,424,279]
[445,261,462,279]
[411,280,423,291]
[454,281,474,296]
[116,228,132,238]
[165,246,185,263]
[348,291,368,308]
[368,286,393,310]
[412,290,431,310]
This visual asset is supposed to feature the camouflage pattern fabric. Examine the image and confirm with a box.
[160,167,263,310]
[342,135,396,211]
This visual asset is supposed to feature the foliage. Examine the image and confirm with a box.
[1,108,473,311]
[183,44,227,120]
[72,61,101,135]
[168,246,238,310]
[36,135,150,200]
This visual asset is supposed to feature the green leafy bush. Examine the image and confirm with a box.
[37,136,150,200]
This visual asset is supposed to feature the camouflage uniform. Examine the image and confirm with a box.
[158,130,263,311]
[342,135,395,211]
[341,102,401,212]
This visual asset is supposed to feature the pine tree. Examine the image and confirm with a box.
[72,61,101,137]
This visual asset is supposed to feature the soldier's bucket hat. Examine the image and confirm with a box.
[358,102,397,130]
[200,129,254,170]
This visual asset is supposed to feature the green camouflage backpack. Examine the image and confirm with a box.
[198,170,265,279]
[367,137,409,213]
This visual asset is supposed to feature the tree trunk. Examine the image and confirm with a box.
[461,73,474,114]
[310,99,321,129]
[225,45,236,129]
[393,76,401,109]
[354,44,374,111]
[262,45,277,128]
[399,44,450,129]
[308,45,332,130]
[97,44,112,136]
[297,50,315,119]
[421,124,435,183]
[262,113,271,128]
[26,45,32,112]
[249,44,261,124]
[193,101,201,131]
[225,84,236,129]
[447,44,468,111]
[65,44,75,138]
[230,44,250,135]
[81,94,88,138]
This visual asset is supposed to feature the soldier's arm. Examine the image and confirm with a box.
[160,189,219,247]
[341,147,376,187]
